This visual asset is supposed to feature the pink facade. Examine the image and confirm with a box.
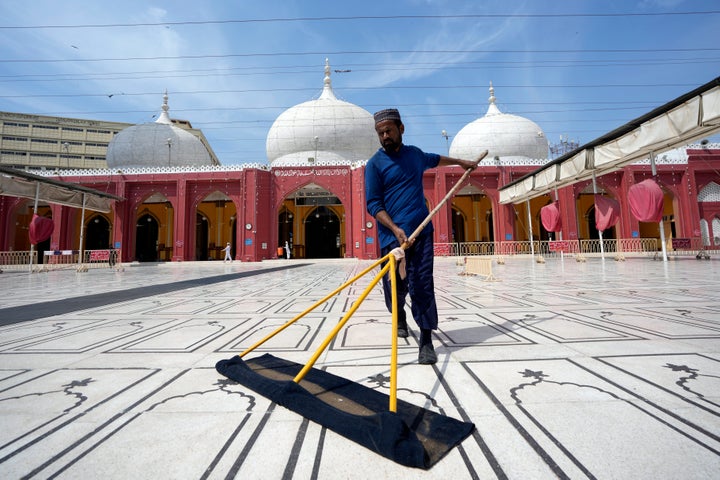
[2,148,719,262]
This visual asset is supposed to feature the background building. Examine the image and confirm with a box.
[1,66,719,263]
[0,101,219,172]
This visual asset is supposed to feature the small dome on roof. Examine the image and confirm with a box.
[450,83,549,161]
[266,59,377,165]
[106,92,213,169]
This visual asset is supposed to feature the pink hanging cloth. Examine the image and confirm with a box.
[628,179,664,223]
[540,202,562,232]
[29,214,54,245]
[594,195,621,231]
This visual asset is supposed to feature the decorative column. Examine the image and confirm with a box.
[241,170,257,262]
[432,170,450,244]
[173,179,187,261]
[111,178,127,260]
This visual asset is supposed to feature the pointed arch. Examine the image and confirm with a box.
[195,190,235,261]
[449,180,494,242]
[86,214,111,250]
[133,192,171,262]
[305,205,341,258]
[450,207,465,243]
[277,181,345,259]
[135,211,160,262]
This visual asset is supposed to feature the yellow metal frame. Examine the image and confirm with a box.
[238,251,401,411]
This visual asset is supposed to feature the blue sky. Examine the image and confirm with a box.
[1,0,718,165]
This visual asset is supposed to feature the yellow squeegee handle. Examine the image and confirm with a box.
[293,257,392,384]
[293,255,400,413]
[402,149,488,249]
[388,254,399,412]
[238,255,388,358]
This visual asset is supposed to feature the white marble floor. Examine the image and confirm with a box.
[0,256,719,479]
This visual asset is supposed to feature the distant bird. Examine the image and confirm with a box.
[108,94,114,98]
[71,45,79,49]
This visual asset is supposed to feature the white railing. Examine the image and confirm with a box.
[0,251,38,271]
[0,249,121,273]
[618,238,659,253]
[579,238,657,255]
[434,238,670,258]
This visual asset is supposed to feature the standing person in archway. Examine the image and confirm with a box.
[365,108,482,364]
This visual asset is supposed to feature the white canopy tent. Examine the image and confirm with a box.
[499,76,720,205]
[0,166,124,270]
[498,76,720,261]
[0,166,122,213]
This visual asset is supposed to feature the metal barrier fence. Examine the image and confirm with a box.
[41,249,121,271]
[463,256,499,281]
[662,237,713,259]
[0,251,38,271]
[42,250,81,270]
[433,238,686,259]
[83,249,120,268]
[3,241,714,273]
[578,238,659,255]
[455,242,497,256]
[0,249,121,273]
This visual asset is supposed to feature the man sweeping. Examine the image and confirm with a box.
[365,108,483,364]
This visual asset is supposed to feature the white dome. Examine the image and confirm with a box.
[107,93,213,169]
[450,84,549,161]
[266,60,377,165]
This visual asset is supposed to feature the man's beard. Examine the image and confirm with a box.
[382,138,399,151]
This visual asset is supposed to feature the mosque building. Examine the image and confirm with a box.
[1,62,719,263]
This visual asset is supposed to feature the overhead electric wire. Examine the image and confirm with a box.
[0,82,706,102]
[1,10,719,30]
[3,47,720,64]
[1,57,718,84]
[28,100,661,116]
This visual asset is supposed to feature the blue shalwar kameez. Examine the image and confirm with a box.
[365,144,440,330]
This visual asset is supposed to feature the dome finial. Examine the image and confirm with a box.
[486,81,501,116]
[156,90,172,124]
[320,58,336,100]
